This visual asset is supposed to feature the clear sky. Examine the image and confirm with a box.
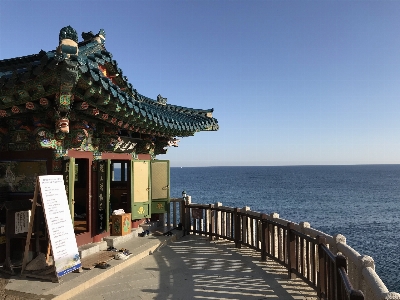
[1,0,400,167]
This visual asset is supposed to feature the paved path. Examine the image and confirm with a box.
[70,235,318,300]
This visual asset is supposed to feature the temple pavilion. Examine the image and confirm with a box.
[0,25,218,258]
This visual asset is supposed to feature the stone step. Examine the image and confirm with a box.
[139,220,161,231]
[78,241,108,259]
[103,227,143,248]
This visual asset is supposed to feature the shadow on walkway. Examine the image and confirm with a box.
[72,235,318,300]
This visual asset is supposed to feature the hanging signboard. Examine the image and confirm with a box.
[38,175,81,277]
[97,160,107,233]
[113,137,140,153]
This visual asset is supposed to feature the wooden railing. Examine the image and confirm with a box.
[168,199,365,300]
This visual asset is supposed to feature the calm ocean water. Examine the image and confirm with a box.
[170,165,400,293]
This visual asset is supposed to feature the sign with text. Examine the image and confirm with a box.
[15,211,30,234]
[113,137,140,153]
[97,160,107,233]
[39,175,81,277]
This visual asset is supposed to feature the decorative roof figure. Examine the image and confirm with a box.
[82,31,95,41]
[82,29,106,44]
[157,94,167,105]
[59,26,78,44]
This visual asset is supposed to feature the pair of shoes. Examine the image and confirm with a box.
[114,252,128,260]
[163,231,173,236]
[107,246,118,252]
[118,248,131,255]
[139,230,150,237]
[95,262,110,269]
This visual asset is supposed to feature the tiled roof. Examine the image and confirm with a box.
[0,29,218,137]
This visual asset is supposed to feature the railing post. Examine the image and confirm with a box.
[184,196,191,236]
[215,202,222,240]
[167,201,171,228]
[234,208,241,248]
[179,199,184,229]
[287,222,296,279]
[241,206,250,245]
[317,235,327,299]
[261,214,267,261]
[270,213,279,257]
[209,204,214,241]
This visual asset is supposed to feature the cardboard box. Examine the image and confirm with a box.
[111,213,131,236]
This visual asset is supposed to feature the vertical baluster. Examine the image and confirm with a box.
[301,236,305,277]
[317,235,327,299]
[283,225,287,265]
[234,208,241,248]
[222,210,226,238]
[312,242,316,287]
[261,214,267,261]
[336,255,347,300]
[287,222,296,279]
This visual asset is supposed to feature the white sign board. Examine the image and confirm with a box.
[15,210,31,234]
[39,175,81,277]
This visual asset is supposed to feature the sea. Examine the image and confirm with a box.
[170,165,400,293]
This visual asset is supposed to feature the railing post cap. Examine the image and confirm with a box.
[270,212,279,218]
[384,292,400,300]
[360,255,375,269]
[242,206,250,211]
[299,222,310,228]
[334,233,347,245]
[215,202,222,207]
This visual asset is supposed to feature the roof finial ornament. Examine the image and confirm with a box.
[157,94,167,105]
[59,26,78,44]
[82,31,95,41]
[82,29,106,44]
[57,26,79,60]
[96,29,106,44]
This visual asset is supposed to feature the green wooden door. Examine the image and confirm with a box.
[62,157,75,225]
[151,160,170,214]
[130,160,151,219]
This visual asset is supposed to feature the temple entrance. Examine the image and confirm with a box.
[73,158,90,234]
[110,160,131,214]
[62,151,93,245]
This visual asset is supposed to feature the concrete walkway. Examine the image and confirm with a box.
[70,235,318,300]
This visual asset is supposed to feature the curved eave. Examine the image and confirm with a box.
[75,44,219,136]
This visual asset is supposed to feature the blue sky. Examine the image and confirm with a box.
[1,0,400,167]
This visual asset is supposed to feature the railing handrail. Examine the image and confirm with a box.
[178,202,372,300]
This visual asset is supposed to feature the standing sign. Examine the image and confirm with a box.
[39,175,81,276]
[21,175,81,280]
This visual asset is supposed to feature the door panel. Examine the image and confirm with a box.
[131,160,151,219]
[151,160,170,214]
[133,161,149,202]
[62,157,75,224]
